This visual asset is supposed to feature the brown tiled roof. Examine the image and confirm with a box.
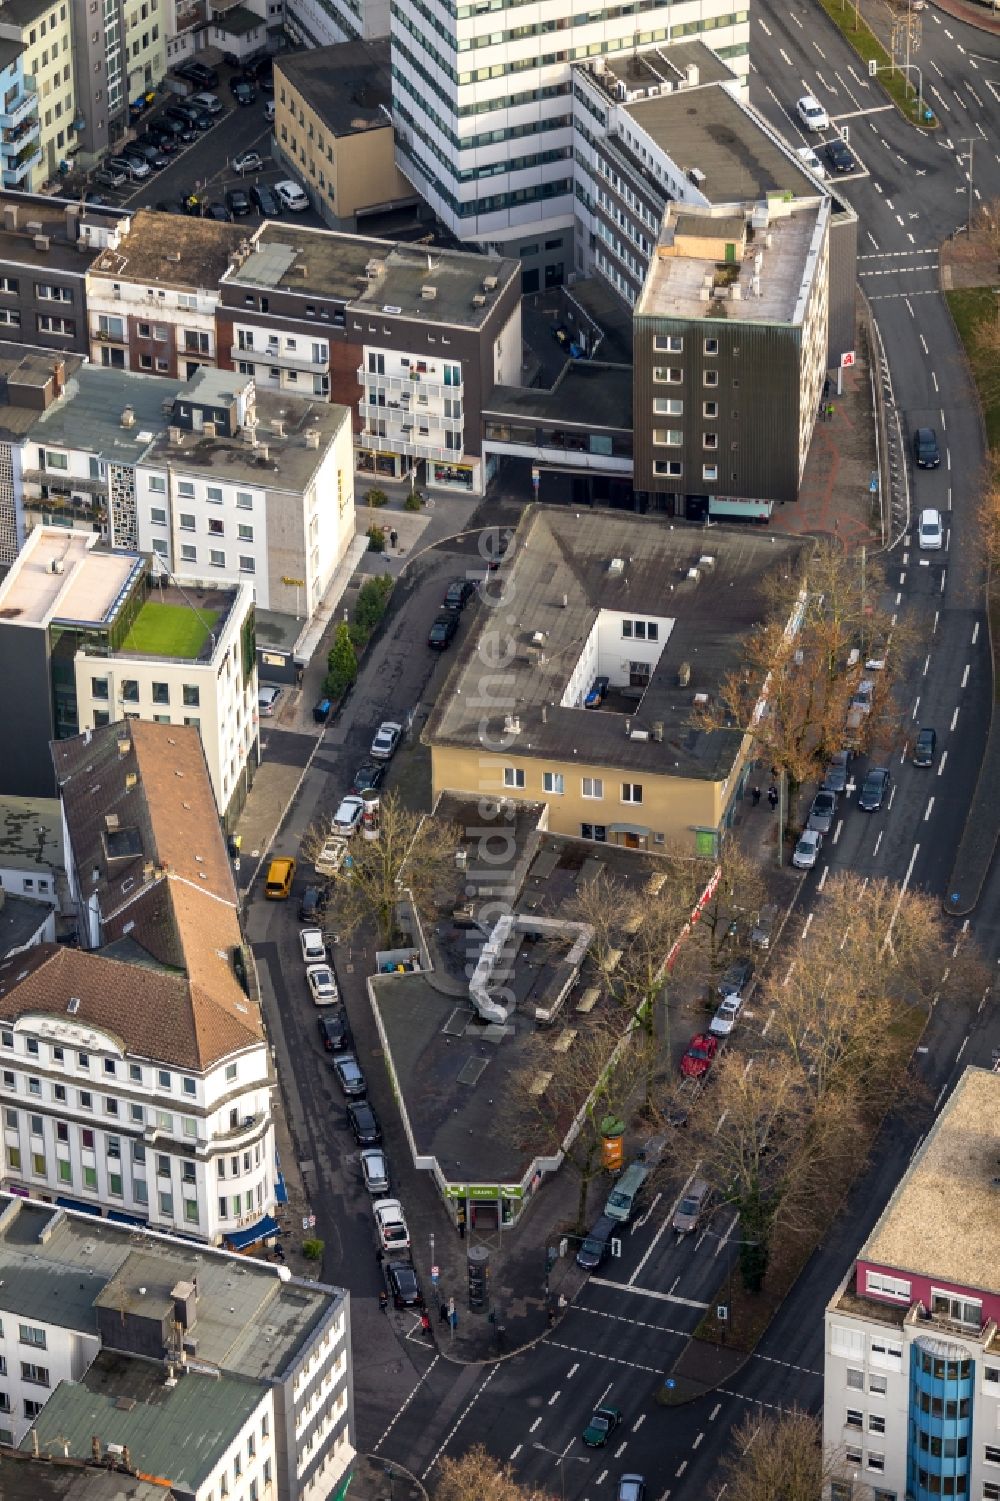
[45,721,261,1069]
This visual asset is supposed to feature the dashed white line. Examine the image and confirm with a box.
[693,1433,705,1450]
[874,831,883,856]
[372,1355,441,1455]
[923,653,931,676]
[912,696,920,720]
[924,797,935,822]
[833,819,843,845]
[596,1470,609,1486]
[931,371,939,392]
[951,707,960,731]
[758,15,771,31]
[818,865,829,891]
[548,1390,562,1406]
[938,750,948,776]
[972,621,980,645]
[675,1462,688,1479]
[510,1444,522,1461]
[779,46,793,65]
[710,1403,722,1421]
[961,664,970,688]
[614,1442,628,1459]
[567,1364,579,1379]
[530,1417,543,1433]
[420,1365,501,1481]
[633,1415,646,1433]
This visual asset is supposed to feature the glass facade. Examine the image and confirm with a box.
[907,1340,973,1499]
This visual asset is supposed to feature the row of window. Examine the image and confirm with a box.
[654,365,724,387]
[503,766,643,803]
[91,675,200,706]
[4,1141,200,1221]
[4,1086,198,1134]
[0,279,74,301]
[652,459,722,483]
[0,309,75,337]
[150,507,255,543]
[201,1412,272,1501]
[0,1032,225,1090]
[147,476,256,508]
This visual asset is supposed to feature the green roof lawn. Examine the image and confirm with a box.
[121,602,220,659]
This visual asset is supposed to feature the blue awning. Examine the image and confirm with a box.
[275,1171,288,1205]
[108,1209,148,1227]
[56,1196,102,1217]
[224,1213,280,1250]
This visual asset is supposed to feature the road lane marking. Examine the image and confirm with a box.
[547,1337,663,1375]
[818,865,829,890]
[589,1277,709,1310]
[693,1433,705,1450]
[779,47,793,65]
[372,1354,441,1455]
[633,1415,646,1433]
[420,1364,501,1480]
[597,1471,609,1486]
[710,1403,722,1420]
[924,798,935,822]
[973,621,980,645]
[874,832,883,856]
[510,1444,522,1460]
[912,696,920,720]
[938,750,948,776]
[923,653,930,676]
[530,1417,543,1433]
[833,819,843,845]
[951,707,959,731]
[961,664,970,688]
[675,1462,688,1478]
[614,1442,628,1458]
[567,1364,579,1378]
[548,1390,562,1405]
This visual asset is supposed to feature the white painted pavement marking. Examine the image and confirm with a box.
[590,1276,709,1310]
[575,1302,689,1340]
[596,1471,609,1486]
[530,1417,543,1433]
[548,1390,562,1405]
[874,831,883,857]
[951,707,960,731]
[420,1364,501,1480]
[567,1363,579,1378]
[912,696,920,720]
[919,335,928,353]
[632,1415,646,1433]
[758,15,771,31]
[933,610,939,634]
[779,47,793,65]
[710,1403,722,1421]
[692,1433,705,1450]
[932,371,939,392]
[938,749,948,777]
[675,1462,688,1479]
[973,621,980,645]
[510,1444,522,1460]
[818,865,829,891]
[546,1337,663,1376]
[372,1355,441,1454]
[833,819,843,845]
[962,664,970,688]
[923,653,931,676]
[614,1442,628,1459]
[924,797,935,822]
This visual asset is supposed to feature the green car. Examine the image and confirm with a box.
[582,1405,622,1447]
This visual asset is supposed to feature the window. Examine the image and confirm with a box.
[180,545,197,564]
[653,428,683,447]
[866,1454,885,1473]
[866,1271,911,1301]
[703,433,719,450]
[151,683,169,706]
[80,1091,92,1110]
[225,1063,238,1082]
[237,523,253,542]
[653,367,683,384]
[869,1413,886,1434]
[621,783,643,804]
[236,491,253,509]
[83,1165,97,1188]
[239,556,255,574]
[653,460,683,477]
[653,334,683,352]
[503,767,525,789]
[210,550,225,568]
[19,1325,46,1349]
[178,481,195,499]
[121,681,139,704]
[703,464,719,482]
[845,1368,864,1390]
[182,685,200,707]
[159,1191,173,1216]
[543,772,564,794]
[27,1078,40,1097]
[653,398,683,415]
[703,402,718,418]
[23,1399,43,1421]
[178,512,195,531]
[206,485,223,504]
[986,1447,1000,1466]
[704,370,719,387]
[869,1374,887,1395]
[91,675,109,700]
[21,1361,49,1386]
[582,777,603,799]
[932,1290,981,1327]
[105,1096,118,1116]
[704,337,719,355]
[148,475,166,494]
[986,1366,1000,1386]
[984,1486,1000,1501]
[580,823,607,842]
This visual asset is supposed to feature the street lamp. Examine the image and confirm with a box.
[532,1442,590,1501]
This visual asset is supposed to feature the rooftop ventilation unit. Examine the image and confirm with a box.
[421,285,438,300]
[121,406,136,428]
[608,556,625,576]
[503,714,521,736]
[471,293,486,307]
[482,275,498,291]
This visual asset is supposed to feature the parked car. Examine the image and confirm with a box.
[671,1178,710,1236]
[919,507,943,550]
[352,761,386,794]
[93,164,127,188]
[709,995,743,1038]
[796,93,829,130]
[583,1406,622,1448]
[576,1213,617,1271]
[226,188,252,217]
[373,1198,410,1253]
[232,148,264,174]
[792,828,823,869]
[795,144,826,178]
[717,958,754,1001]
[331,1052,366,1097]
[300,928,326,963]
[913,727,937,768]
[586,675,610,708]
[807,789,838,835]
[859,766,891,811]
[913,427,941,469]
[165,104,201,128]
[175,58,218,87]
[821,749,852,794]
[264,99,276,123]
[347,1099,381,1147]
[361,1146,390,1195]
[318,1012,350,1051]
[306,963,338,1006]
[751,903,778,950]
[298,885,325,922]
[82,190,110,206]
[191,90,223,114]
[124,143,168,169]
[825,137,856,173]
[618,1478,646,1501]
[257,683,281,717]
[370,721,402,760]
[108,154,150,179]
[385,1259,421,1308]
[428,612,459,650]
[231,77,257,105]
[138,129,178,153]
[333,795,365,836]
[680,1032,718,1080]
[204,201,231,221]
[150,114,189,140]
[315,834,349,876]
[250,182,280,215]
[443,578,477,611]
[187,111,215,132]
[274,178,309,212]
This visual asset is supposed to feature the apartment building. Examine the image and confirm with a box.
[0,0,75,190]
[0,794,63,909]
[0,194,126,353]
[389,0,749,279]
[272,40,412,227]
[284,0,386,55]
[425,505,809,854]
[0,718,278,1250]
[631,195,830,519]
[0,39,42,190]
[0,527,259,822]
[219,222,521,494]
[86,208,245,376]
[823,1067,1000,1501]
[71,0,168,166]
[0,1194,355,1501]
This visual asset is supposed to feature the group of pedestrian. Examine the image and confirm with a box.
[750,784,779,810]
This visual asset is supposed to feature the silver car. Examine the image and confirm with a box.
[361,1147,389,1196]
[792,828,822,869]
[807,789,837,835]
[671,1179,710,1236]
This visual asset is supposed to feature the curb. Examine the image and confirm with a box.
[927,0,1000,34]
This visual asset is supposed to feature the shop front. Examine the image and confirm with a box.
[444,1181,526,1230]
[356,447,409,483]
[428,460,476,493]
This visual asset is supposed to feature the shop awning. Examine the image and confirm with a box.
[607,822,650,837]
[56,1196,103,1217]
[224,1213,280,1250]
[108,1209,148,1227]
[708,497,773,520]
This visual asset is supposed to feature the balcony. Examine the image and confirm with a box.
[357,365,462,402]
[359,430,456,465]
[358,397,463,434]
[1,117,40,156]
[0,84,38,131]
[3,144,42,186]
[94,324,127,347]
[233,344,329,375]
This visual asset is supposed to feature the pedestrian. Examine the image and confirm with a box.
[439,1300,449,1324]
[751,785,761,807]
[827,403,835,422]
[768,785,778,811]
[420,1310,432,1337]
[379,1291,388,1313]
[389,527,399,549]
[547,1306,556,1329]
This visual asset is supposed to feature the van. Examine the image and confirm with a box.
[264,99,276,123]
[265,856,296,900]
[603,1160,650,1224]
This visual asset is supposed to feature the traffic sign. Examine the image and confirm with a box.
[431,1264,440,1282]
[869,471,879,494]
[869,58,878,76]
[841,350,856,368]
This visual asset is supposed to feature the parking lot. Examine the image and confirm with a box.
[83,62,328,231]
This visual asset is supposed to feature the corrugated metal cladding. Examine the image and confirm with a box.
[827,213,858,365]
[633,317,803,504]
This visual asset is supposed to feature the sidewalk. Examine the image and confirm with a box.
[926,0,1000,33]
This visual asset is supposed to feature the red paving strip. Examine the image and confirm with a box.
[926,0,1000,34]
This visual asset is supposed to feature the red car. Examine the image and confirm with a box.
[681,1032,718,1079]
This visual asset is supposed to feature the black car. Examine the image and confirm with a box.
[250,183,280,216]
[913,727,937,768]
[913,426,941,469]
[859,766,891,811]
[576,1213,617,1271]
[299,884,325,922]
[443,579,476,611]
[188,111,214,132]
[347,1099,382,1146]
[352,760,386,794]
[821,749,852,794]
[204,202,231,221]
[385,1259,421,1308]
[331,1052,366,1097]
[231,77,256,105]
[82,191,110,206]
[428,612,459,650]
[124,143,169,170]
[826,137,856,173]
[148,116,187,140]
[318,1012,350,1052]
[160,114,197,142]
[175,59,218,87]
[226,188,252,217]
[139,129,179,154]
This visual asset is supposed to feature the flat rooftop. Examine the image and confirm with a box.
[90,208,244,289]
[485,362,632,432]
[0,193,122,276]
[0,893,53,956]
[637,199,827,325]
[0,527,141,628]
[426,506,810,782]
[116,585,236,663]
[861,1067,1000,1296]
[596,38,736,93]
[0,1456,169,1501]
[227,222,518,327]
[622,83,826,202]
[0,1193,344,1376]
[276,37,394,136]
[0,793,64,873]
[0,342,85,442]
[25,365,186,464]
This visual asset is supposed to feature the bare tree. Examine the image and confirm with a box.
[719,1410,868,1501]
[687,837,769,972]
[435,1446,554,1501]
[977,455,1000,573]
[302,791,462,946]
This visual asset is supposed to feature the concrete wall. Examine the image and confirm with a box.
[0,623,55,797]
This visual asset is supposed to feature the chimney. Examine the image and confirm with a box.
[52,359,66,397]
[2,204,17,232]
[304,428,320,449]
[65,203,80,242]
[272,417,284,437]
[92,1437,102,1463]
[121,405,135,428]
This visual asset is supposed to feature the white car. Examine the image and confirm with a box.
[796,145,827,179]
[373,1198,410,1252]
[232,149,263,173]
[796,94,829,131]
[792,828,823,870]
[919,508,943,550]
[709,996,743,1038]
[258,684,282,717]
[333,795,365,836]
[315,834,349,876]
[306,963,338,1006]
[191,91,223,114]
[370,721,403,761]
[274,179,309,212]
[300,928,326,963]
